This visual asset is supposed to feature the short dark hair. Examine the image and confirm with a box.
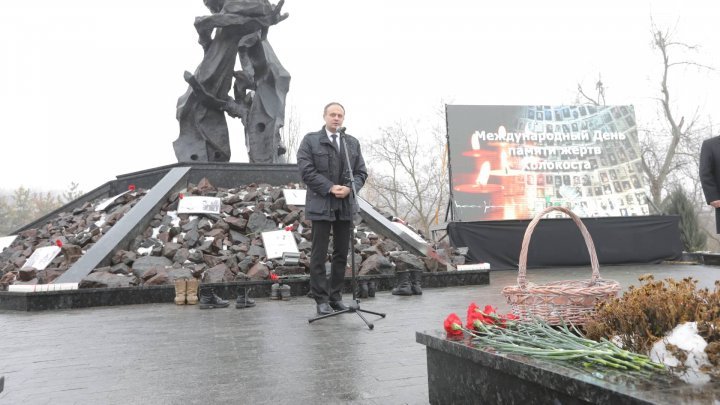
[323,102,345,115]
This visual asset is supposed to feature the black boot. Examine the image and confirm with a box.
[236,286,256,309]
[391,271,413,296]
[357,281,369,298]
[368,280,376,297]
[199,287,229,309]
[410,270,423,295]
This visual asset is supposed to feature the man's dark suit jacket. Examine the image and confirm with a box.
[700,136,720,232]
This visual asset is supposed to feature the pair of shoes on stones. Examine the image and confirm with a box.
[270,283,281,300]
[368,281,376,297]
[199,286,256,309]
[270,283,291,300]
[358,281,377,299]
[235,286,256,309]
[392,271,423,296]
[174,278,199,305]
[199,287,230,309]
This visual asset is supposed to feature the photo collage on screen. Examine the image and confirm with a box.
[515,105,650,217]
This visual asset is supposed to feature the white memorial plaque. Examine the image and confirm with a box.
[95,190,131,211]
[8,283,79,292]
[392,222,427,245]
[0,235,17,252]
[283,189,306,206]
[261,230,299,259]
[457,263,491,270]
[21,245,62,271]
[178,196,222,214]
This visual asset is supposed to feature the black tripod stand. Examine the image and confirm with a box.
[308,128,386,329]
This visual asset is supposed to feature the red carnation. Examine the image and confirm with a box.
[481,305,500,325]
[178,193,184,200]
[467,302,479,318]
[467,310,486,329]
[443,313,463,337]
[466,302,481,328]
[128,184,136,191]
[55,239,63,248]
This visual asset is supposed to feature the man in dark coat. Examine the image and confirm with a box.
[297,102,368,315]
[700,136,720,233]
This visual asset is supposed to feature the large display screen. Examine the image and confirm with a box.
[446,105,650,221]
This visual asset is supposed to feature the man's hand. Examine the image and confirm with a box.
[710,200,720,208]
[330,185,351,199]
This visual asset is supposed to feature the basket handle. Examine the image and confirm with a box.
[517,206,599,289]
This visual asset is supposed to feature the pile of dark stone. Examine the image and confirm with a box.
[83,178,457,289]
[0,178,463,291]
[0,189,148,290]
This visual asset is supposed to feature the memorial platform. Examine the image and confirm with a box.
[1,263,718,404]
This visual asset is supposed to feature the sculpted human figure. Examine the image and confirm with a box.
[173,0,290,163]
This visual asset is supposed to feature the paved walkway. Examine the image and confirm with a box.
[1,264,718,404]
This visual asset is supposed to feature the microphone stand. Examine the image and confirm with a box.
[308,129,386,329]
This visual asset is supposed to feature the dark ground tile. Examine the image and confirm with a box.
[1,264,718,404]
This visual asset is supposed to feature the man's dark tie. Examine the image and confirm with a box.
[331,134,339,150]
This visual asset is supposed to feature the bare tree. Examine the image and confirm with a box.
[363,122,448,236]
[279,105,302,163]
[0,187,60,235]
[576,74,606,106]
[0,183,83,236]
[61,182,83,203]
[640,26,715,206]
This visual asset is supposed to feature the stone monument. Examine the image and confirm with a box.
[173,0,290,163]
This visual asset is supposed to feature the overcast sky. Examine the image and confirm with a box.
[1,0,718,192]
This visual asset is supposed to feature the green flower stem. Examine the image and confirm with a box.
[467,318,665,373]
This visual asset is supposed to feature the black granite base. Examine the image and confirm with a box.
[0,270,489,311]
[678,252,703,263]
[702,253,720,266]
[416,331,719,405]
[426,344,591,404]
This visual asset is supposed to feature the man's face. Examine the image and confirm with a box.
[323,104,345,133]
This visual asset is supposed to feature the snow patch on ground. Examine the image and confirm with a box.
[649,322,711,384]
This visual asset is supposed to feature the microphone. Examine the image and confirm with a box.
[337,126,346,135]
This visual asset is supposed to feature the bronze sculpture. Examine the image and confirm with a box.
[174,0,290,163]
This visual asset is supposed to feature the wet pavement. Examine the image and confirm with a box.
[1,263,718,405]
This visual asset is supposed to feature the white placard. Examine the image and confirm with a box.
[0,235,17,252]
[283,189,306,206]
[457,263,491,270]
[392,222,427,245]
[178,196,222,214]
[21,245,62,271]
[261,230,299,259]
[8,283,79,292]
[95,190,131,211]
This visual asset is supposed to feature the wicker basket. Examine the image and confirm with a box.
[501,206,621,325]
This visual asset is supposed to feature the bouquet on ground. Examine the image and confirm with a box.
[443,302,665,373]
[444,304,517,337]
